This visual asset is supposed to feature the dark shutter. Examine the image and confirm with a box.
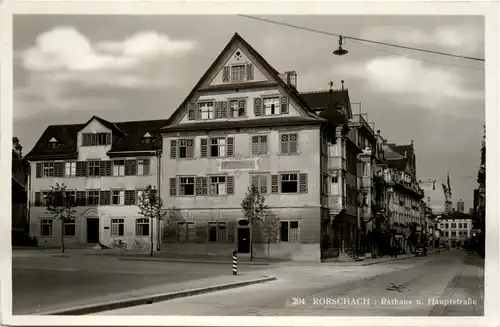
[125,160,137,176]
[215,101,222,119]
[260,175,268,194]
[143,159,150,175]
[100,190,111,205]
[34,192,41,206]
[36,163,42,178]
[186,139,194,158]
[105,160,112,176]
[202,177,208,195]
[227,176,235,195]
[227,220,236,244]
[76,161,87,177]
[200,139,208,158]
[227,137,234,157]
[195,223,207,243]
[54,162,64,177]
[222,66,230,82]
[188,102,196,120]
[238,99,246,116]
[170,140,177,159]
[254,98,262,116]
[125,190,136,205]
[76,191,86,206]
[246,64,254,80]
[271,175,279,194]
[281,96,289,114]
[251,136,259,155]
[195,177,203,196]
[99,161,106,176]
[221,101,228,118]
[82,133,89,146]
[169,177,177,196]
[289,134,298,154]
[299,173,308,193]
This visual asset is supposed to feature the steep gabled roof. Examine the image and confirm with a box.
[163,32,319,129]
[81,115,126,136]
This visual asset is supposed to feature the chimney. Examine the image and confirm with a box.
[285,71,297,89]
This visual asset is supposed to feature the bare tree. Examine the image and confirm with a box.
[260,213,280,258]
[241,184,269,261]
[138,185,167,256]
[45,183,77,253]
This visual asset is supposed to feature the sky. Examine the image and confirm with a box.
[13,15,485,210]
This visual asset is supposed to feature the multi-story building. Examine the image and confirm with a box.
[25,117,167,250]
[456,198,465,213]
[160,33,350,262]
[437,211,473,248]
[12,137,29,245]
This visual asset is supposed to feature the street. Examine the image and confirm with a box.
[99,251,484,316]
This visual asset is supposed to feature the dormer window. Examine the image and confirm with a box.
[142,132,153,144]
[48,137,60,149]
[82,133,111,146]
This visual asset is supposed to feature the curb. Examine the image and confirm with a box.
[38,275,277,315]
[360,250,441,266]
[117,257,272,266]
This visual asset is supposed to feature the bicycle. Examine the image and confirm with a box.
[109,239,127,249]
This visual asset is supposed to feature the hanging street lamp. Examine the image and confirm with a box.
[333,36,348,56]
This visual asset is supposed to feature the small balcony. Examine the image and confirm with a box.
[328,195,346,215]
[360,176,372,189]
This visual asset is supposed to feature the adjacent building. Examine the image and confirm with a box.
[12,137,29,245]
[25,118,167,250]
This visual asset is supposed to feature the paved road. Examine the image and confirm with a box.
[100,251,484,316]
[12,254,264,315]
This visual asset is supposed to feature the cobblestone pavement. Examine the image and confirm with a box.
[100,251,483,316]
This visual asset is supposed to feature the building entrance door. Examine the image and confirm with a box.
[86,218,100,243]
[237,228,250,254]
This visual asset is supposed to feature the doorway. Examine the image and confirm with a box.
[237,228,250,254]
[86,218,100,243]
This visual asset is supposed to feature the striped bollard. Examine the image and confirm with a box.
[232,250,238,275]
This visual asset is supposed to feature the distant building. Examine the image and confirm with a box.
[437,211,472,248]
[457,198,465,213]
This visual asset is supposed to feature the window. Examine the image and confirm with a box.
[87,190,99,206]
[231,65,245,82]
[64,219,76,236]
[251,175,268,194]
[65,162,76,177]
[281,173,298,193]
[251,135,268,155]
[362,193,368,206]
[451,223,456,228]
[136,218,150,236]
[112,190,125,205]
[199,102,214,120]
[210,138,226,157]
[263,97,280,115]
[136,190,144,204]
[280,221,299,242]
[210,176,227,195]
[230,100,245,117]
[445,223,449,229]
[113,160,125,176]
[280,134,298,154]
[458,223,463,228]
[111,218,125,237]
[331,176,338,183]
[65,191,76,206]
[179,177,195,196]
[177,222,196,242]
[322,174,329,196]
[208,222,227,242]
[40,219,53,237]
[137,159,148,175]
[451,231,456,237]
[43,162,54,177]
[88,160,100,177]
[82,132,111,146]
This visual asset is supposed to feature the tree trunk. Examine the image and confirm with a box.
[60,219,65,253]
[267,240,270,258]
[250,225,253,261]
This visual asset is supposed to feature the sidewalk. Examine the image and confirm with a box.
[27,273,275,315]
[324,248,442,266]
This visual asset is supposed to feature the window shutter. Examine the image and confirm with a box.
[259,175,268,194]
[227,137,234,157]
[82,133,88,146]
[260,136,268,154]
[246,63,254,80]
[251,175,259,187]
[227,176,235,195]
[254,98,262,116]
[195,177,203,196]
[251,136,259,156]
[280,96,289,114]
[221,101,228,118]
[202,177,208,195]
[238,99,246,116]
[76,191,86,206]
[196,223,207,243]
[170,140,177,159]
[271,175,279,194]
[54,162,64,177]
[186,139,194,158]
[222,66,230,82]
[100,190,110,205]
[105,161,112,176]
[125,160,137,176]
[36,163,42,178]
[280,135,289,154]
[299,173,308,193]
[34,192,41,206]
[169,177,177,196]
[289,134,298,154]
[99,161,106,176]
[215,101,222,118]
[143,159,150,175]
[200,139,208,158]
[188,102,196,120]
[125,190,135,205]
[227,220,236,244]
[76,161,87,177]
